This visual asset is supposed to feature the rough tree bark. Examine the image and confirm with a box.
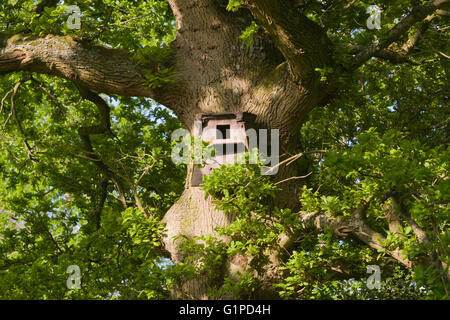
[159,0,334,298]
[1,0,447,299]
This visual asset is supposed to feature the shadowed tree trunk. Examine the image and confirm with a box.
[158,0,333,299]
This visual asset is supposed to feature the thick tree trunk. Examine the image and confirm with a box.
[0,0,330,300]
[158,0,329,299]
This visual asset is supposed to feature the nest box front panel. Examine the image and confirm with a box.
[191,112,256,187]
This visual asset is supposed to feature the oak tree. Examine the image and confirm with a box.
[0,0,448,299]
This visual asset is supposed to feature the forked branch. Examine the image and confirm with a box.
[351,0,449,69]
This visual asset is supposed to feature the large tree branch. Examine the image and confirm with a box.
[76,84,128,209]
[391,195,450,283]
[351,0,449,69]
[93,178,109,230]
[0,33,174,103]
[298,199,413,270]
[347,44,416,65]
[243,0,333,86]
[354,12,439,66]
[401,13,437,53]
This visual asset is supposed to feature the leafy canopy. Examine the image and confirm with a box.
[0,0,448,299]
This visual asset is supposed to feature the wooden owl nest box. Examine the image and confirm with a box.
[191,112,257,187]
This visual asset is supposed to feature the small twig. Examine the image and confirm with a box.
[0,87,14,115]
[136,161,157,184]
[1,90,14,128]
[274,172,312,186]
[438,51,450,59]
[264,150,327,175]
[8,79,39,162]
[84,6,114,41]
[30,77,67,115]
